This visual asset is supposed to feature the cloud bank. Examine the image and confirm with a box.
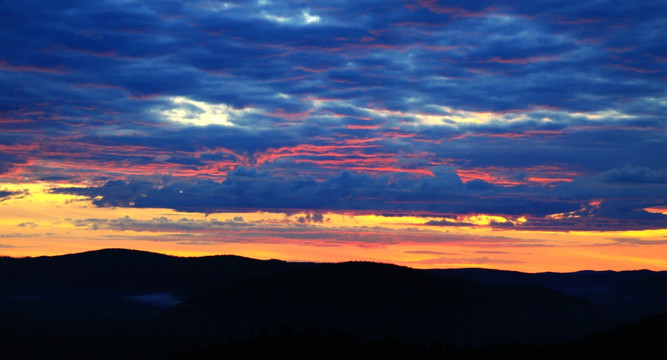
[1,0,665,232]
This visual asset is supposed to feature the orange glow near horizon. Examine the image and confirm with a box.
[1,183,666,273]
[645,206,667,215]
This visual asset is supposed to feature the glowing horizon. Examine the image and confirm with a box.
[1,182,665,273]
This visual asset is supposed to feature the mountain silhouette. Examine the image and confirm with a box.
[0,248,305,295]
[1,249,666,359]
[427,268,667,322]
[162,261,612,346]
[0,249,305,334]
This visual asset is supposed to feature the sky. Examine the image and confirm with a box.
[1,0,666,272]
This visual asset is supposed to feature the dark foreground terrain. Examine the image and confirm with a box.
[1,249,666,359]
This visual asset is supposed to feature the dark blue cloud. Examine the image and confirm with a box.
[0,190,17,200]
[3,0,664,123]
[53,164,667,230]
[597,165,667,184]
[0,189,27,202]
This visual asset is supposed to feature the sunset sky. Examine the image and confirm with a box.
[1,0,666,272]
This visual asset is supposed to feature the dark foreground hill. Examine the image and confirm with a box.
[0,249,666,359]
[0,249,306,334]
[162,261,610,346]
[179,311,667,360]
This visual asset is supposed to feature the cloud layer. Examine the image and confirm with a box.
[1,0,665,232]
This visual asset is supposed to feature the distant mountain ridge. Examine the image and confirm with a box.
[427,267,667,322]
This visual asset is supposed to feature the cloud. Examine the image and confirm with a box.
[1,0,665,234]
[605,237,667,246]
[18,222,38,228]
[411,256,523,266]
[48,166,530,214]
[52,163,667,231]
[63,213,553,248]
[0,189,26,201]
[0,190,16,200]
[70,215,251,232]
[298,213,325,224]
[404,250,458,256]
[0,233,37,239]
[597,165,667,184]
